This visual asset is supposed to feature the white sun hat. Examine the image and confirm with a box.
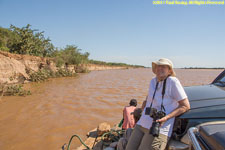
[152,58,176,77]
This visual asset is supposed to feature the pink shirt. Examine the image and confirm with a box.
[122,106,136,130]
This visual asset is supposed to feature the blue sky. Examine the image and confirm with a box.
[0,0,224,67]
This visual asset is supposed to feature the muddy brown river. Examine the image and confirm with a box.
[0,68,223,150]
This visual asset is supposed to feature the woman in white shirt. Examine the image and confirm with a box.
[125,58,190,150]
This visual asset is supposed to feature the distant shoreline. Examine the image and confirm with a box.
[181,67,225,69]
[140,67,224,70]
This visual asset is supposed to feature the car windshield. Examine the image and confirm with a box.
[214,75,225,87]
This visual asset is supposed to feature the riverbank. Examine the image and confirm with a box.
[0,51,133,85]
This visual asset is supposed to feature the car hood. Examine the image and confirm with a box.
[185,84,225,108]
[179,84,225,119]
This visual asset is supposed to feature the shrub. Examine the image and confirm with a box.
[3,84,31,96]
[28,68,76,82]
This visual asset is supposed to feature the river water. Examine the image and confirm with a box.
[0,68,223,150]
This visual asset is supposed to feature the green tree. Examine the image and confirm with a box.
[54,45,90,67]
[8,24,55,57]
[0,27,19,52]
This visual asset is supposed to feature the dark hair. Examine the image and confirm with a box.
[132,108,142,123]
[129,99,137,107]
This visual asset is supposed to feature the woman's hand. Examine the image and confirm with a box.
[156,116,169,126]
[156,98,190,127]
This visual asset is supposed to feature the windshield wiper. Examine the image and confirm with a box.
[215,80,225,86]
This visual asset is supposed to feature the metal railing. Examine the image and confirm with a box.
[188,127,202,150]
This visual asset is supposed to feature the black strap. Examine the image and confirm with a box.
[149,76,168,112]
[161,77,168,111]
[149,82,159,109]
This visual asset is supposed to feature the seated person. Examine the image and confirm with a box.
[131,108,142,124]
[122,99,137,130]
[117,108,142,150]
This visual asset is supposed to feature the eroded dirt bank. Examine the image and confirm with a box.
[0,51,128,85]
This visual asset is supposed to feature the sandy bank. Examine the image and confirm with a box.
[0,51,129,84]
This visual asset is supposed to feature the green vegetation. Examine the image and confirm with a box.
[0,25,89,66]
[0,84,31,96]
[28,68,54,82]
[0,24,54,57]
[0,24,144,96]
[0,24,144,68]
[52,45,89,67]
[28,68,76,82]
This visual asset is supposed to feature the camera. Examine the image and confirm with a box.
[149,108,166,137]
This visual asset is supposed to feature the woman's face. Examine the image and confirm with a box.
[156,65,171,80]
